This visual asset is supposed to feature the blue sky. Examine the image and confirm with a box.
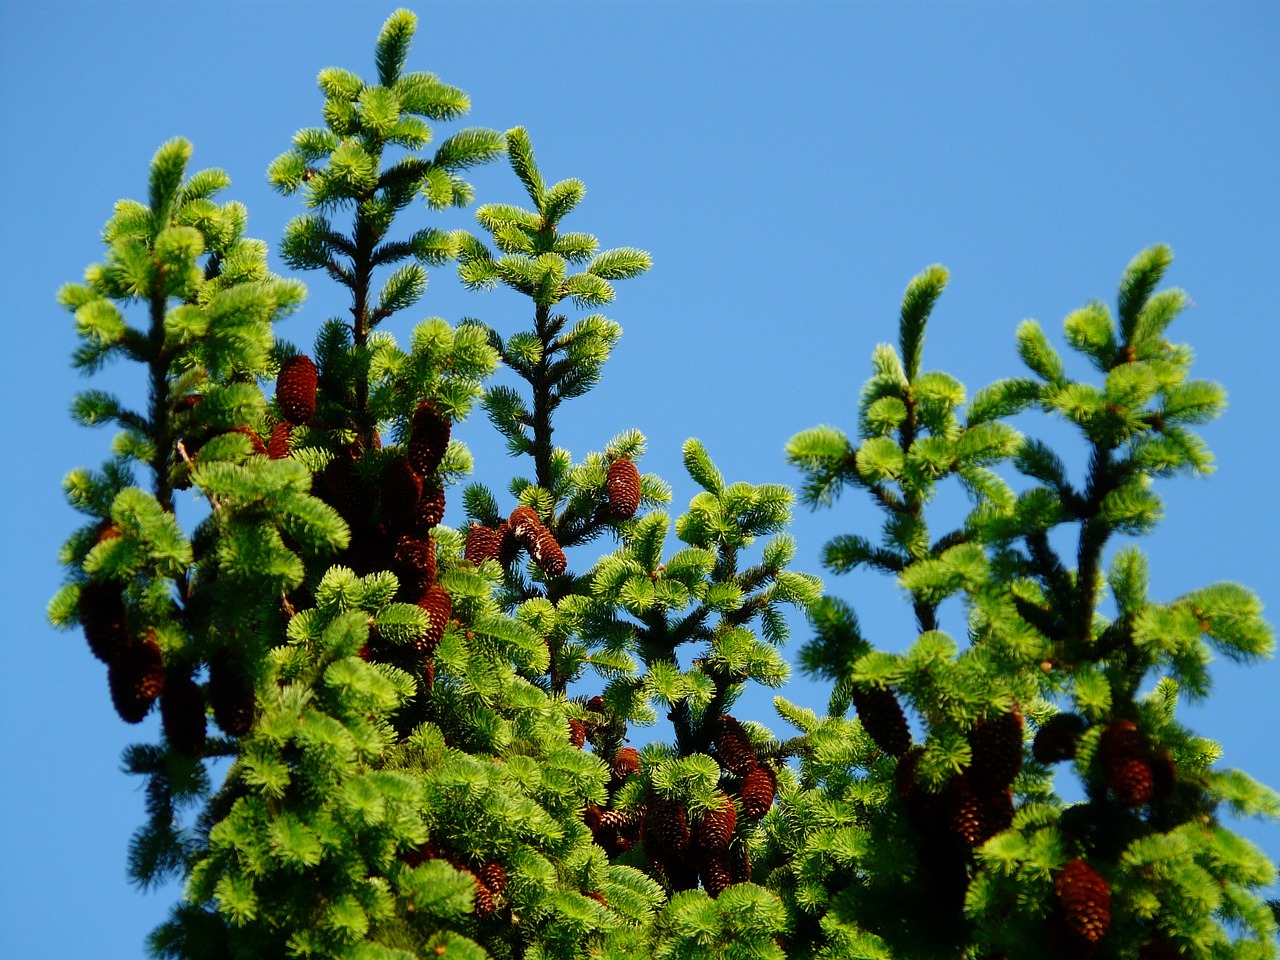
[2,2,1278,956]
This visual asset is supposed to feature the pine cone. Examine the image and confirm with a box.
[408,401,450,476]
[1033,713,1087,764]
[715,716,759,776]
[108,632,165,724]
[230,425,268,456]
[276,355,318,424]
[979,785,1015,837]
[605,459,641,519]
[586,891,607,907]
[417,584,452,655]
[208,650,255,737]
[969,705,1024,789]
[531,527,567,577]
[380,456,422,528]
[697,794,738,851]
[496,522,520,567]
[946,775,987,846]
[740,766,777,821]
[851,683,911,757]
[508,506,543,546]
[586,695,606,714]
[266,422,292,460]
[611,747,642,784]
[401,841,437,868]
[473,878,496,918]
[897,748,945,835]
[79,579,128,663]
[464,524,501,566]
[1055,860,1111,945]
[1151,750,1177,803]
[478,862,506,897]
[414,484,446,532]
[568,718,586,748]
[1098,719,1155,806]
[729,839,752,884]
[700,853,733,898]
[160,667,206,757]
[644,797,690,856]
[322,456,375,527]
[394,535,437,590]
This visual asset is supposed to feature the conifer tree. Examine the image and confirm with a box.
[51,10,1276,960]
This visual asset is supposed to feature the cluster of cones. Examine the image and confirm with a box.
[402,842,507,919]
[579,714,773,898]
[464,505,566,578]
[78,560,253,753]
[1034,714,1176,808]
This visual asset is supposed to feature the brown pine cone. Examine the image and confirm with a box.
[969,705,1024,789]
[729,839,752,884]
[611,747,642,784]
[979,785,1015,837]
[401,841,437,868]
[208,650,255,737]
[1098,719,1155,807]
[568,718,587,748]
[478,862,506,897]
[464,524,502,566]
[266,422,292,460]
[697,793,738,851]
[230,425,268,456]
[644,797,690,856]
[394,535,437,591]
[414,484,446,532]
[851,683,911,757]
[276,355,318,425]
[496,522,520,567]
[700,853,734,898]
[417,585,452,656]
[715,716,759,776]
[408,401,450,476]
[605,458,641,519]
[531,527,567,577]
[1033,713,1087,764]
[1055,860,1111,945]
[508,506,543,546]
[380,456,422,528]
[946,775,988,847]
[740,766,777,821]
[896,748,945,835]
[586,890,607,907]
[108,631,166,724]
[160,667,206,757]
[322,456,375,527]
[79,579,128,664]
[473,878,496,918]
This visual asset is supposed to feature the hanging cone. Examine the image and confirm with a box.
[160,667,207,757]
[417,584,452,655]
[969,704,1024,789]
[979,785,1015,837]
[729,838,752,884]
[322,455,375,527]
[478,862,506,897]
[266,422,292,460]
[408,401,450,476]
[508,506,543,547]
[414,484,446,532]
[401,841,437,868]
[611,746,642,784]
[1055,860,1111,945]
[531,527,567,577]
[644,797,690,855]
[230,425,268,456]
[568,718,586,748]
[605,458,641,519]
[79,579,128,663]
[394,535,436,590]
[946,775,988,847]
[715,716,759,776]
[896,747,945,835]
[740,766,776,821]
[473,878,497,918]
[700,853,733,898]
[851,684,911,757]
[276,355,318,425]
[1098,719,1155,806]
[586,891,607,907]
[697,793,737,851]
[496,522,520,567]
[1033,713,1087,764]
[208,650,255,737]
[464,524,502,566]
[108,632,166,724]
[380,456,422,528]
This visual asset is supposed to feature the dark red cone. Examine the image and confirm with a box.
[1055,860,1111,945]
[230,425,267,456]
[715,716,759,776]
[380,456,422,528]
[740,766,777,821]
[531,527,567,577]
[79,579,128,664]
[700,853,733,898]
[969,705,1024,789]
[496,522,520,567]
[1033,713,1087,765]
[1098,719,1155,807]
[394,535,437,590]
[611,746,642,785]
[109,631,165,724]
[478,862,506,897]
[605,459,641,519]
[464,524,502,566]
[266,422,292,460]
[276,355,318,425]
[851,684,911,757]
[697,794,738,851]
[161,668,207,757]
[568,718,586,748]
[417,584,452,656]
[414,484,446,532]
[408,401,450,476]
[208,650,255,737]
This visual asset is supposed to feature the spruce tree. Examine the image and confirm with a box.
[51,9,1276,960]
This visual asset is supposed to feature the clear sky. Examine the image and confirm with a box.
[2,2,1278,956]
